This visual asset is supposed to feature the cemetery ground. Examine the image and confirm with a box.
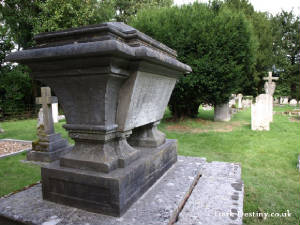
[0,106,299,225]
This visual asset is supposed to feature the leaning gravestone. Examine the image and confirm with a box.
[27,87,72,162]
[290,99,297,106]
[6,22,192,216]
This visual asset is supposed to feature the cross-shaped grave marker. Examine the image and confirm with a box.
[36,87,58,134]
[263,71,279,84]
[263,72,279,96]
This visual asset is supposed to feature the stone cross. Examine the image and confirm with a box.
[36,87,58,134]
[263,72,279,96]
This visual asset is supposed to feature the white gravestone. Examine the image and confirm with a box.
[280,96,289,105]
[263,72,278,123]
[251,94,272,131]
[229,94,236,108]
[52,103,59,123]
[237,94,243,109]
[290,99,297,106]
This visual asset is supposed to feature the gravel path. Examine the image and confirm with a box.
[0,141,31,157]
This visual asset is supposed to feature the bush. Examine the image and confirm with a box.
[131,2,256,118]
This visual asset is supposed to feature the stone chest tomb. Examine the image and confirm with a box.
[6,22,191,216]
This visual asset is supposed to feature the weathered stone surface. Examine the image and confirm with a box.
[0,156,244,225]
[263,72,278,96]
[0,156,205,225]
[52,102,59,123]
[214,103,231,122]
[28,87,72,162]
[176,162,244,225]
[42,139,177,216]
[289,99,297,106]
[6,22,191,216]
[251,94,272,131]
[237,94,243,109]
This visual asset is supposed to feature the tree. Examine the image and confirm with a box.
[33,0,115,34]
[224,0,273,95]
[271,11,300,99]
[0,0,40,49]
[115,0,173,23]
[131,2,257,118]
[0,22,33,116]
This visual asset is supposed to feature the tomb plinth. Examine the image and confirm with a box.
[6,22,191,216]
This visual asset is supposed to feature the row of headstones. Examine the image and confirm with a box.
[202,94,253,122]
[274,97,299,106]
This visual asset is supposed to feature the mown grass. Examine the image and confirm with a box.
[0,106,299,225]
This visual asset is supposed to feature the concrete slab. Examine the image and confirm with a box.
[0,157,244,225]
[176,162,244,225]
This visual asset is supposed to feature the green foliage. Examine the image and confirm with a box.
[131,3,257,118]
[115,0,173,23]
[0,0,40,49]
[224,0,273,95]
[272,11,300,99]
[34,0,115,34]
[0,66,33,114]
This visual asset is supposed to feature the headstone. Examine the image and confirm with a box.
[202,104,213,111]
[251,94,272,131]
[6,22,192,216]
[274,98,279,104]
[242,98,252,108]
[290,99,297,106]
[0,127,3,133]
[27,87,72,162]
[251,72,279,130]
[263,72,278,95]
[214,102,231,121]
[52,102,59,123]
[280,96,289,105]
[237,93,243,109]
[263,72,278,123]
[229,94,236,108]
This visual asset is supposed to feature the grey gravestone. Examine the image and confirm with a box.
[6,22,191,216]
[27,87,72,162]
[214,102,231,122]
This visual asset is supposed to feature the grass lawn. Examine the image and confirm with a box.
[0,105,299,225]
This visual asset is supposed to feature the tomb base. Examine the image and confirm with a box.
[42,139,177,216]
[26,145,73,163]
[0,156,244,225]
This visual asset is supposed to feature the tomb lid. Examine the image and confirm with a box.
[34,22,177,58]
